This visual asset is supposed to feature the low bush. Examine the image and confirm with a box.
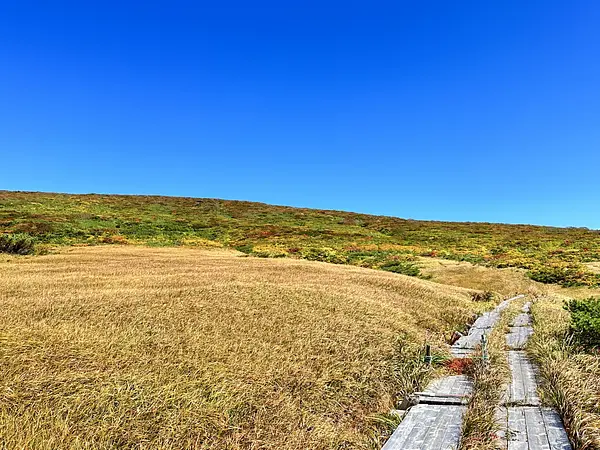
[527,265,594,287]
[250,245,288,258]
[380,261,421,277]
[301,247,348,264]
[98,234,129,244]
[0,233,35,255]
[564,297,600,347]
[234,244,254,254]
[445,357,474,375]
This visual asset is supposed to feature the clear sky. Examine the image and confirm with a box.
[1,1,599,228]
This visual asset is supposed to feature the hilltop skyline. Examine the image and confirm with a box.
[1,1,599,228]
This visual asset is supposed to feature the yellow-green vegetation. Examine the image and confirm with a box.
[529,296,600,449]
[2,191,600,286]
[0,246,493,449]
[459,298,523,450]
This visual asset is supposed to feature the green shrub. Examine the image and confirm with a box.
[380,261,421,277]
[234,244,254,254]
[0,233,36,255]
[564,297,600,347]
[527,265,590,287]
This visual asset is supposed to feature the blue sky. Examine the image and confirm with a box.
[1,1,599,228]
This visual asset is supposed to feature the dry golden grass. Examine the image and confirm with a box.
[419,257,600,303]
[559,285,600,300]
[529,295,600,449]
[418,257,548,298]
[0,246,490,449]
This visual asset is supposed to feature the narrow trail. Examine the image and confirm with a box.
[381,295,523,450]
[495,302,572,449]
[381,295,574,450]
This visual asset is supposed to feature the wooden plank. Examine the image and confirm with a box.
[382,404,466,450]
[512,313,532,327]
[450,347,474,358]
[524,407,551,449]
[502,407,572,450]
[540,408,572,450]
[472,310,501,329]
[421,375,473,397]
[507,351,540,406]
[453,327,491,349]
[506,326,533,349]
[507,407,529,450]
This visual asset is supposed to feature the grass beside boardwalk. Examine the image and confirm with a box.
[529,296,600,449]
[2,191,600,287]
[459,298,521,450]
[0,246,491,449]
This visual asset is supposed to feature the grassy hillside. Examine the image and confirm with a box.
[0,246,489,449]
[2,191,600,287]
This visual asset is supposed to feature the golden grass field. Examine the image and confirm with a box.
[0,246,493,449]
[418,257,547,297]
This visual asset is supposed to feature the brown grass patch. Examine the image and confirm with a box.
[0,246,490,449]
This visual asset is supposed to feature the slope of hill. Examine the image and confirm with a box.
[2,191,600,287]
[0,246,489,449]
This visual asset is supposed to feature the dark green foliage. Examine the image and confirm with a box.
[234,244,254,254]
[528,265,599,287]
[528,266,572,284]
[0,233,35,255]
[564,297,600,347]
[380,261,421,277]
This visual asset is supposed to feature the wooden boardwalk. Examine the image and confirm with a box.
[506,351,540,406]
[382,296,523,450]
[496,407,572,450]
[383,377,474,449]
[451,296,520,358]
[382,297,573,450]
[496,302,572,449]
